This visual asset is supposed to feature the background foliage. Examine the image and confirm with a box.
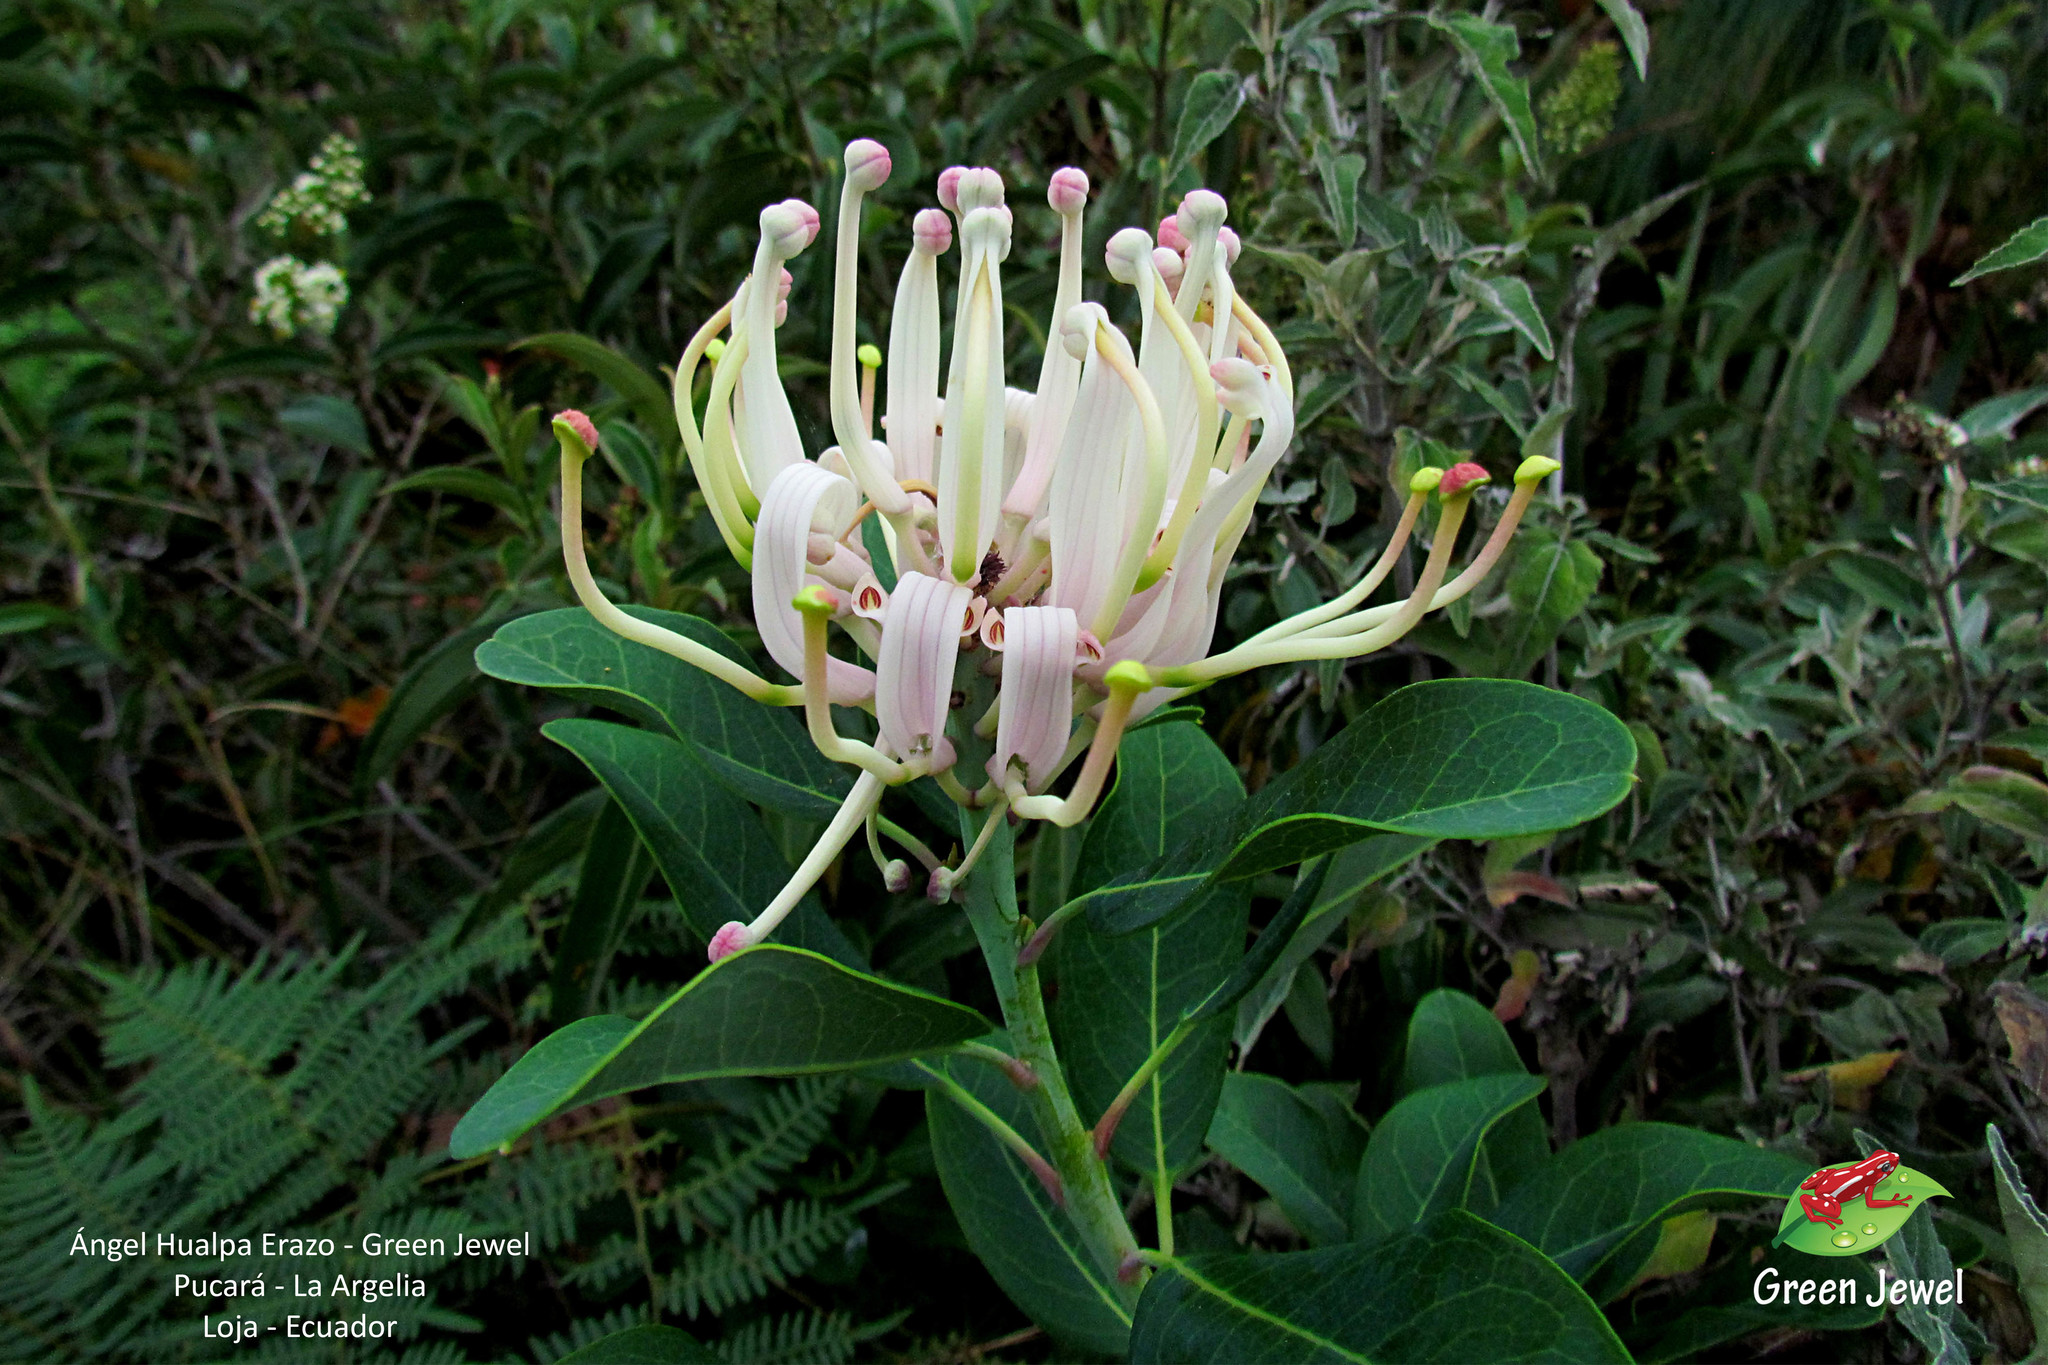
[4,0,2048,1359]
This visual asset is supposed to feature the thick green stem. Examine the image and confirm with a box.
[959,810,1143,1302]
[1006,953,1144,1301]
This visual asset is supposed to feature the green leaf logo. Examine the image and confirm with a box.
[1771,1160,1952,1257]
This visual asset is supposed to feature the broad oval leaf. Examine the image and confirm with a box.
[1053,722,1248,1172]
[1130,1209,1629,1363]
[1399,989,1549,1210]
[1224,679,1636,879]
[449,945,989,1157]
[1205,1073,1367,1246]
[542,717,859,962]
[1489,1122,1810,1297]
[556,1323,717,1363]
[481,608,852,818]
[926,1054,1133,1356]
[1352,1073,1546,1242]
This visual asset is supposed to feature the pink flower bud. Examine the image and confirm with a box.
[1048,167,1089,215]
[1157,214,1189,253]
[707,921,752,961]
[1153,247,1184,295]
[843,138,891,192]
[1218,225,1242,265]
[1439,461,1492,497]
[913,207,952,255]
[554,409,598,448]
[936,166,965,213]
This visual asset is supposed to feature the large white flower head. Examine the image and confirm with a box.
[551,141,1558,958]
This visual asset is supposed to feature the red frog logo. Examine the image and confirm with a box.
[1798,1150,1913,1229]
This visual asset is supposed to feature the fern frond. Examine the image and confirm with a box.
[665,1198,857,1320]
[649,1077,844,1233]
[713,1309,906,1365]
[528,1304,652,1365]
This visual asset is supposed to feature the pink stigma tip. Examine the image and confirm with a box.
[555,410,598,448]
[1049,167,1089,214]
[707,921,751,961]
[1440,461,1492,497]
[913,208,952,254]
[845,139,891,190]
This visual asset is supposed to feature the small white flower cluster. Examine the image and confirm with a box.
[248,256,348,338]
[256,134,369,238]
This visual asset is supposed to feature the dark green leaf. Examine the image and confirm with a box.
[1085,681,1629,934]
[1628,1242,1880,1364]
[1235,838,1431,1054]
[449,945,986,1157]
[1880,1159,1973,1364]
[1593,0,1649,80]
[1054,723,1248,1171]
[385,466,533,528]
[1399,989,1548,1209]
[458,788,607,939]
[1453,270,1554,359]
[1980,477,2048,516]
[1426,15,1543,180]
[0,602,67,636]
[1489,1123,1809,1297]
[1827,552,1923,617]
[926,1054,1133,1356]
[1205,1072,1366,1246]
[514,331,676,456]
[278,394,370,454]
[478,608,852,818]
[1351,1073,1546,1242]
[971,55,1113,160]
[1223,679,1636,877]
[1957,386,2048,442]
[550,799,655,1025]
[541,718,860,963]
[1955,215,2048,285]
[1167,71,1245,180]
[578,224,669,332]
[1989,1124,2048,1351]
[1185,859,1328,1027]
[1129,1210,1629,1363]
[356,615,512,794]
[556,1324,717,1364]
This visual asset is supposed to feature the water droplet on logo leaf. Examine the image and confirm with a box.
[1832,1231,1859,1248]
[1862,1223,1879,1236]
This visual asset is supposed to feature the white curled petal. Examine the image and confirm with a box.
[875,571,971,766]
[1141,367,1295,666]
[734,203,818,490]
[753,463,875,703]
[885,210,948,485]
[989,605,1078,793]
[1045,309,1136,628]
